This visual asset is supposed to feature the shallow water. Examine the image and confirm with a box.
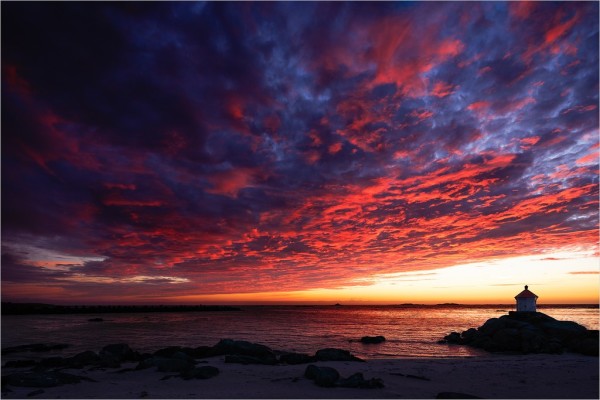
[1,305,597,360]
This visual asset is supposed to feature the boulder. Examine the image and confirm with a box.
[304,365,340,387]
[338,372,384,389]
[279,352,315,365]
[100,343,136,362]
[360,336,386,344]
[477,318,505,336]
[568,337,599,356]
[491,328,522,352]
[314,348,364,362]
[542,320,587,341]
[153,347,184,358]
[65,351,100,368]
[190,346,218,359]
[443,332,462,344]
[224,354,277,365]
[39,357,65,368]
[213,339,274,358]
[460,328,478,343]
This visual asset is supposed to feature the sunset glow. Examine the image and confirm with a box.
[2,2,598,305]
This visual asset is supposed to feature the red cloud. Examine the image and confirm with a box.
[431,81,457,98]
[206,167,264,198]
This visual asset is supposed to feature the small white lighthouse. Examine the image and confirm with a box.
[515,285,538,312]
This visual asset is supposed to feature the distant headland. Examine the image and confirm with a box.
[1,302,241,315]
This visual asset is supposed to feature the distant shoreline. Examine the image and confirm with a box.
[1,302,241,315]
[1,302,597,315]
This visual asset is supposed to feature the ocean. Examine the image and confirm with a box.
[1,305,598,361]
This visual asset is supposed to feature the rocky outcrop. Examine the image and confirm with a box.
[360,336,386,344]
[213,339,278,365]
[278,352,315,365]
[304,365,383,388]
[99,343,141,367]
[314,348,365,362]
[441,311,598,356]
[305,365,340,387]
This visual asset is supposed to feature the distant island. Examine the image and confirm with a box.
[1,302,241,315]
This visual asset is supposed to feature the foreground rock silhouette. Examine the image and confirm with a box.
[304,365,384,388]
[441,311,598,356]
[2,338,368,391]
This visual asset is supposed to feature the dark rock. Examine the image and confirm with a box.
[66,351,100,368]
[100,343,136,362]
[360,336,386,344]
[213,339,275,358]
[542,320,587,341]
[477,318,505,336]
[279,352,315,365]
[3,371,94,388]
[442,312,598,356]
[153,346,183,358]
[180,366,220,380]
[88,318,104,322]
[4,360,37,368]
[520,329,545,354]
[443,332,462,344]
[304,364,340,387]
[2,343,70,356]
[492,328,521,352]
[541,337,564,354]
[39,357,65,368]
[436,391,482,398]
[338,372,385,388]
[190,346,217,359]
[224,354,277,365]
[171,351,195,364]
[460,328,478,342]
[569,337,599,356]
[98,352,121,368]
[315,348,365,362]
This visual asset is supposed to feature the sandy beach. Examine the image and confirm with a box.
[2,353,598,399]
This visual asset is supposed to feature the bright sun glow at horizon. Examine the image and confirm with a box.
[155,249,599,305]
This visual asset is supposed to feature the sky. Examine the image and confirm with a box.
[2,1,599,305]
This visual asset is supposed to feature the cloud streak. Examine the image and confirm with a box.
[2,2,598,302]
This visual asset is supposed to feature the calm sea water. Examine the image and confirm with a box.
[1,305,598,360]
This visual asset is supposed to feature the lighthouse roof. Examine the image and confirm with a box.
[515,285,538,299]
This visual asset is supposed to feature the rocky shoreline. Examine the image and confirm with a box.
[1,338,598,399]
[440,311,599,356]
[2,339,380,393]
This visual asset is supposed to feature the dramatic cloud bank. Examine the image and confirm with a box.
[2,2,598,302]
